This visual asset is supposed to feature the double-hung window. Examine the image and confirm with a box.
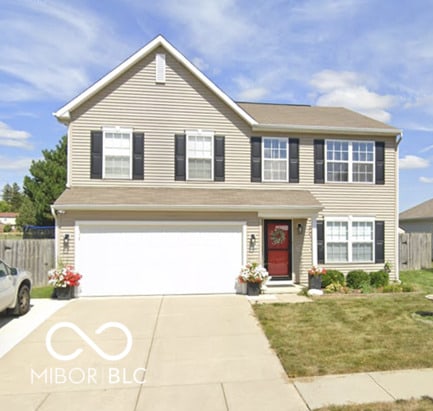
[326,140,374,183]
[186,130,214,180]
[325,217,374,262]
[263,137,288,182]
[103,128,132,179]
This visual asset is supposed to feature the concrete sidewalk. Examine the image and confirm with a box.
[294,368,433,409]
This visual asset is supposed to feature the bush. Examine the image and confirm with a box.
[346,270,369,289]
[382,283,403,293]
[2,224,12,233]
[321,269,345,288]
[369,270,389,288]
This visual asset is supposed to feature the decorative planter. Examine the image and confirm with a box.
[309,275,322,290]
[55,286,74,300]
[247,282,261,296]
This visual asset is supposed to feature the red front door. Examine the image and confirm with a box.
[265,221,292,280]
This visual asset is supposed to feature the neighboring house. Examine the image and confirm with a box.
[52,35,401,297]
[0,212,18,231]
[400,198,433,255]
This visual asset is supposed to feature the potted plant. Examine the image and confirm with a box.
[308,265,326,290]
[237,262,270,296]
[48,265,82,300]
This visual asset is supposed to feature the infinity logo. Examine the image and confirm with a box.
[46,322,133,361]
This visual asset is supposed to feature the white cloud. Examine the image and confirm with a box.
[0,1,126,102]
[0,122,32,149]
[420,177,433,184]
[310,70,396,122]
[421,144,433,153]
[399,155,429,170]
[0,155,33,171]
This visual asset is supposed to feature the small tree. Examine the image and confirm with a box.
[16,197,37,228]
[22,135,67,226]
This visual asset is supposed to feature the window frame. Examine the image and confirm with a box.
[102,127,133,180]
[325,140,375,184]
[262,137,289,182]
[324,216,375,263]
[186,130,214,181]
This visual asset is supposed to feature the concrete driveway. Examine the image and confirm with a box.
[0,295,307,411]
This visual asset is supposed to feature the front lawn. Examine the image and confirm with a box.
[253,269,433,378]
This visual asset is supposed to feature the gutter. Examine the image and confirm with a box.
[52,203,324,213]
[252,123,402,136]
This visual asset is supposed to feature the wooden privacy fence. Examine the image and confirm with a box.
[399,232,432,271]
[0,240,55,287]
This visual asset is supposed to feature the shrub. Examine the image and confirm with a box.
[382,283,403,293]
[3,224,12,233]
[369,270,389,288]
[324,282,348,294]
[321,269,345,288]
[346,270,369,289]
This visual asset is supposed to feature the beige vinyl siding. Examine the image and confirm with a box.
[69,47,251,186]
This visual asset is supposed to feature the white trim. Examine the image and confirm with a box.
[262,137,289,182]
[312,217,317,266]
[186,130,214,181]
[252,123,401,136]
[53,35,257,126]
[102,127,133,179]
[324,216,375,263]
[155,53,166,83]
[76,220,246,227]
[325,139,375,184]
[55,204,324,213]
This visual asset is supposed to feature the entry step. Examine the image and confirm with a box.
[263,282,303,294]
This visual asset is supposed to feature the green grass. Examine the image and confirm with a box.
[316,397,433,411]
[30,286,55,299]
[253,269,433,378]
[400,268,433,293]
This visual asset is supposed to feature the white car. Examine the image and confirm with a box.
[0,259,32,316]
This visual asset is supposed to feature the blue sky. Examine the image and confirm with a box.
[1,0,432,212]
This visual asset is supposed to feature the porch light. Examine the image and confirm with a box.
[63,233,70,247]
[297,223,303,235]
[249,234,256,251]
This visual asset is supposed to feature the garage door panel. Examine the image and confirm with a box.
[76,223,244,296]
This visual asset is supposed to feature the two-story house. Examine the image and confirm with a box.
[52,35,401,296]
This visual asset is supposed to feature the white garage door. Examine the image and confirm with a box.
[75,221,245,296]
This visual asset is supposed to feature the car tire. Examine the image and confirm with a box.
[13,285,30,316]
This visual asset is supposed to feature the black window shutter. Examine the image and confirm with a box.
[132,132,144,180]
[175,134,186,181]
[289,138,299,183]
[375,141,385,185]
[90,130,103,179]
[251,137,262,182]
[317,220,325,264]
[375,221,385,263]
[214,135,225,181]
[314,139,325,184]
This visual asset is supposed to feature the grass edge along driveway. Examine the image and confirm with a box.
[253,269,433,378]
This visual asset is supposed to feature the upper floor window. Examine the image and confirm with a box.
[186,130,214,180]
[326,140,375,183]
[263,137,288,182]
[103,128,133,179]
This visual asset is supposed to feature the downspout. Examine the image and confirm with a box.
[395,132,403,281]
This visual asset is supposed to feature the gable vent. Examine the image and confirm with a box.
[156,53,166,83]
